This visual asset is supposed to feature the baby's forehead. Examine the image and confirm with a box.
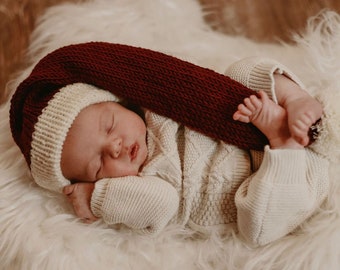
[74,101,112,122]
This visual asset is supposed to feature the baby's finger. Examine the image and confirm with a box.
[63,185,75,195]
[244,97,256,112]
[233,111,251,123]
[83,215,99,224]
[248,97,262,113]
[237,103,252,116]
[257,90,269,101]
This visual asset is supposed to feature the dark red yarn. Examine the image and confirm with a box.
[10,42,267,165]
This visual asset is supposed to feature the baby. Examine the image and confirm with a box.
[10,42,329,246]
[62,73,323,224]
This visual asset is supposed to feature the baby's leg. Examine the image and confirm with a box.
[274,74,323,146]
[233,91,303,149]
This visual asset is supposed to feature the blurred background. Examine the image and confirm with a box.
[1,0,340,103]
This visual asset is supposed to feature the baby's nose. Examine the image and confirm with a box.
[108,137,122,158]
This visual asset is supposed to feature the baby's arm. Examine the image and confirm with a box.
[235,148,329,246]
[64,176,179,234]
[66,176,180,234]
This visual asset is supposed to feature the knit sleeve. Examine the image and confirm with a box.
[235,146,329,246]
[90,176,179,235]
[224,56,306,104]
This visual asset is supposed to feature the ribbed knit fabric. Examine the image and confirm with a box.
[91,176,179,235]
[10,42,267,168]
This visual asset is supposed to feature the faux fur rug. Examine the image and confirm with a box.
[1,1,340,269]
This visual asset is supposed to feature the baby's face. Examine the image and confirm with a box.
[61,101,148,182]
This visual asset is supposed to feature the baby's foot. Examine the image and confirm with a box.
[284,92,323,146]
[274,74,323,146]
[233,91,303,149]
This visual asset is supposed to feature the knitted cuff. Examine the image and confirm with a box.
[225,57,306,104]
[91,179,109,217]
[256,146,306,184]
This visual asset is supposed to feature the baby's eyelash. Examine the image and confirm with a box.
[107,114,115,134]
[108,123,114,134]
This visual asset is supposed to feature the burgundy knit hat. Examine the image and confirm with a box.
[10,42,267,192]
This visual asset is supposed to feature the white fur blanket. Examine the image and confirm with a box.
[1,1,340,269]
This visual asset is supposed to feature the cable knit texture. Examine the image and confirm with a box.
[91,57,329,246]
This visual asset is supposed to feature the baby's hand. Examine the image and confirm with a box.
[63,183,98,223]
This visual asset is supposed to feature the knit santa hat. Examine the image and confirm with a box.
[10,42,267,192]
[15,83,118,191]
